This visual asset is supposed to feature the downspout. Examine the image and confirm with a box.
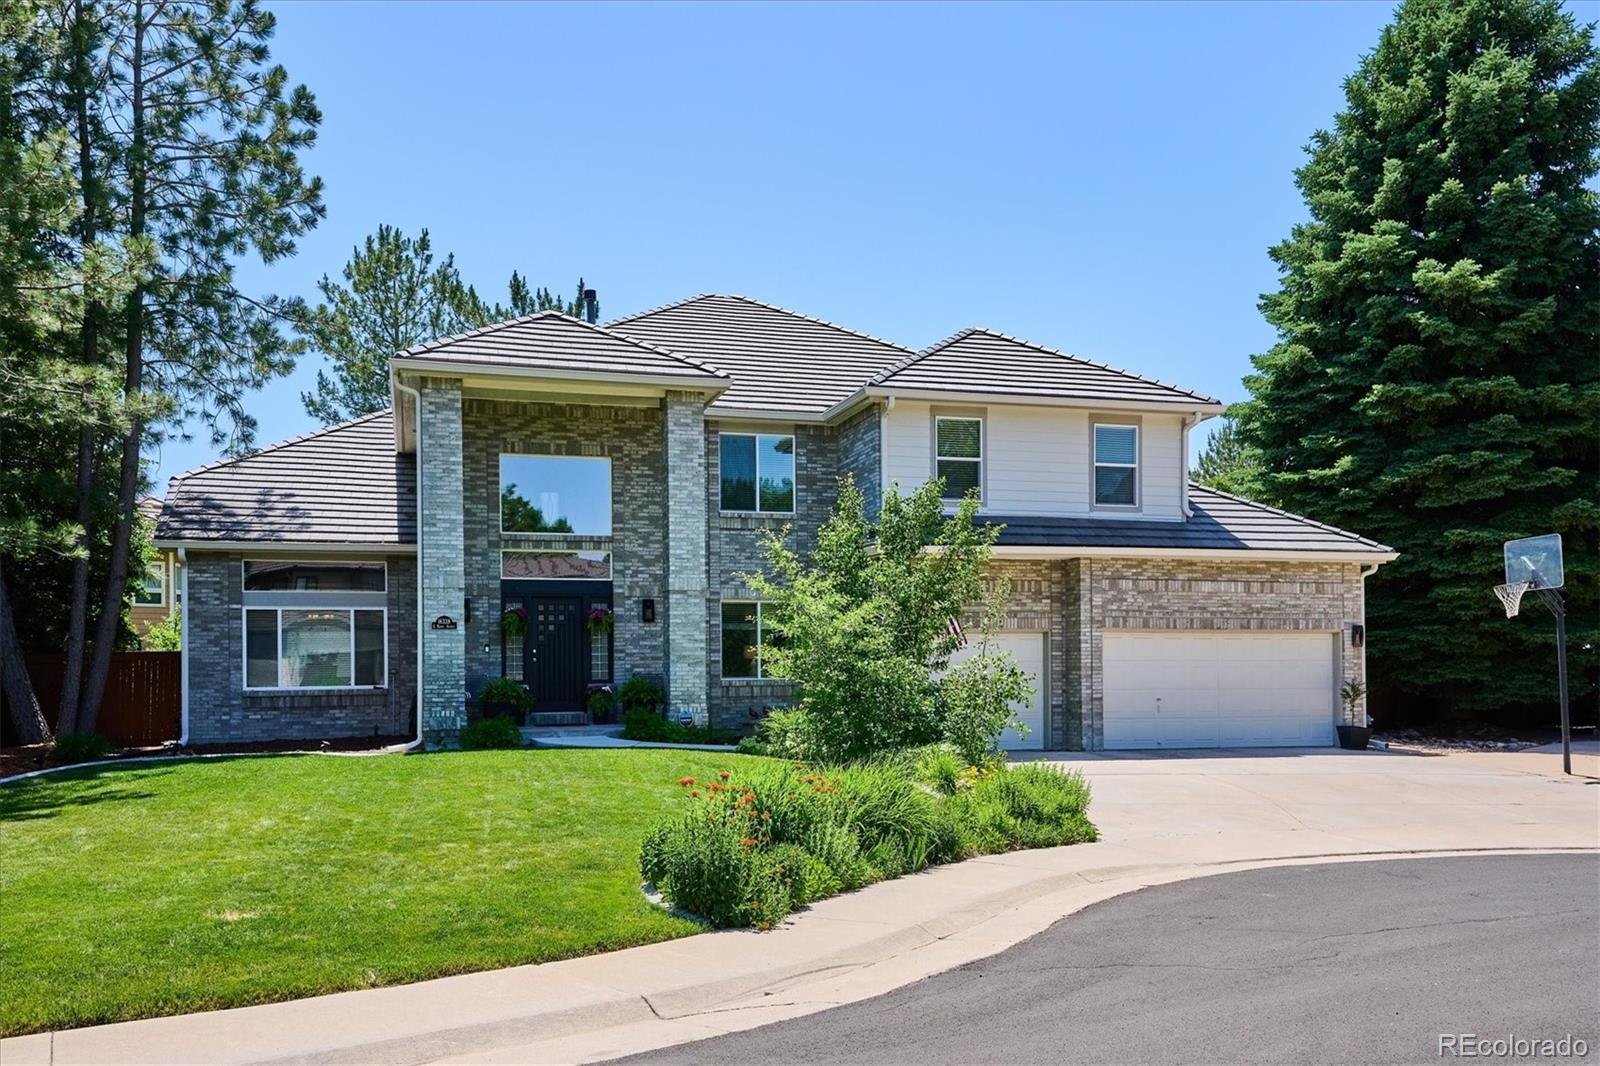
[393,376,426,751]
[1180,414,1196,518]
[1357,561,1380,726]
[177,547,189,746]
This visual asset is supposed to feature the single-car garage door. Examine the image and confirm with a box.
[948,632,1046,750]
[1102,631,1336,749]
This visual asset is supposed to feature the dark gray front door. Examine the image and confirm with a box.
[526,595,584,713]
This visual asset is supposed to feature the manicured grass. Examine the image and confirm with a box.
[0,748,765,1036]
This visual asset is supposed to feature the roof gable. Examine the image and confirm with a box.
[396,310,728,384]
[872,328,1220,408]
[609,294,915,416]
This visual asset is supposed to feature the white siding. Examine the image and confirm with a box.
[882,401,1186,519]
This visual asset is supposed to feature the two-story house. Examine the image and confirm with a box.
[155,294,1395,751]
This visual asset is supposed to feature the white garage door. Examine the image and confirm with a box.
[947,632,1046,750]
[1102,632,1336,750]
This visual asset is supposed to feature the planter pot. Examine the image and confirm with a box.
[482,700,525,727]
[1336,725,1373,750]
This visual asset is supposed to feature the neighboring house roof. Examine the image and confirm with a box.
[872,328,1221,409]
[157,410,416,546]
[981,485,1394,557]
[136,495,163,523]
[392,310,727,387]
[608,294,916,416]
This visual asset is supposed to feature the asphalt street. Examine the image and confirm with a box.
[615,854,1599,1065]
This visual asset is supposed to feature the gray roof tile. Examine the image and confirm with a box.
[158,410,416,545]
[873,328,1221,407]
[981,485,1393,555]
[608,294,916,415]
[396,310,727,383]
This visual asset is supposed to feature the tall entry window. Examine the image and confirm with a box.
[500,455,612,535]
[719,433,795,513]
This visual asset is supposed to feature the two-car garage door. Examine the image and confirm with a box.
[1102,631,1337,749]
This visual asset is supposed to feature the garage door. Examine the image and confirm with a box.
[947,632,1046,750]
[1102,632,1336,750]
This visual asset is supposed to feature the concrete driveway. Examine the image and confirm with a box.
[5,748,1595,1066]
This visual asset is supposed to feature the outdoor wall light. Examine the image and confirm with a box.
[1351,624,1365,648]
[642,598,656,624]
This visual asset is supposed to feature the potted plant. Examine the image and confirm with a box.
[586,684,616,724]
[501,607,528,639]
[584,605,613,638]
[1336,679,1372,750]
[479,677,533,726]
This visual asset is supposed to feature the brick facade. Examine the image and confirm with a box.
[184,551,417,743]
[665,392,710,724]
[419,379,467,745]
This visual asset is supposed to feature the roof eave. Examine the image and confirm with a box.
[155,538,416,554]
[391,357,730,394]
[865,385,1224,415]
[986,545,1399,563]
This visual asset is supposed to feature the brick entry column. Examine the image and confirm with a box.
[663,390,709,724]
[420,378,466,745]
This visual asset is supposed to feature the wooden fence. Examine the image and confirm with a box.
[3,652,180,747]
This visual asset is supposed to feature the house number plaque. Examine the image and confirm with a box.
[430,615,458,630]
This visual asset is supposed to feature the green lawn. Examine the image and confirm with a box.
[0,748,762,1037]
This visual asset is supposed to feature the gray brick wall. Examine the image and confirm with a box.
[460,397,667,706]
[184,551,417,743]
[420,378,466,745]
[836,403,882,518]
[665,392,709,724]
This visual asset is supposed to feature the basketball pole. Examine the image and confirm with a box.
[1536,586,1571,776]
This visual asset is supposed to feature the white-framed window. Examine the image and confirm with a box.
[1093,423,1139,507]
[500,454,612,535]
[244,608,387,689]
[934,415,983,501]
[241,561,388,691]
[719,433,795,513]
[720,601,781,679]
[134,563,165,606]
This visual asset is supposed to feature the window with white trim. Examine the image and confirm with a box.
[720,601,781,679]
[1093,423,1139,507]
[241,561,387,690]
[719,433,795,512]
[935,416,983,501]
[134,563,165,606]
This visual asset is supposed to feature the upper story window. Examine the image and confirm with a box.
[720,433,795,513]
[501,455,612,535]
[935,415,983,501]
[241,561,388,690]
[1093,423,1139,508]
[134,563,165,606]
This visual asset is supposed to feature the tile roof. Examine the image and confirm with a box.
[157,410,416,545]
[981,485,1393,555]
[136,495,163,523]
[395,310,727,384]
[608,294,916,416]
[872,328,1221,407]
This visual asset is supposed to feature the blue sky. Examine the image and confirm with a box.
[153,0,1407,489]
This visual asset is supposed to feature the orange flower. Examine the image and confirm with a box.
[741,837,758,848]
[678,777,695,787]
[718,770,731,781]
[690,789,701,798]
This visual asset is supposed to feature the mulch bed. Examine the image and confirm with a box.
[1,736,413,780]
[1376,724,1592,754]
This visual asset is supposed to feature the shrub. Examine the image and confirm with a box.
[749,707,818,760]
[459,715,523,750]
[587,685,616,723]
[940,636,1032,766]
[51,733,111,763]
[914,744,967,795]
[641,760,1097,929]
[622,708,739,745]
[478,677,532,715]
[140,609,182,651]
[618,674,665,714]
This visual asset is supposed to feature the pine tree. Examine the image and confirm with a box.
[1192,416,1263,499]
[1234,0,1599,724]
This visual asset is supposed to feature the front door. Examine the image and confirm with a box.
[525,595,585,713]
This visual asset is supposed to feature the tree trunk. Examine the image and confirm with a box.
[79,1,145,733]
[0,564,52,745]
[56,0,103,737]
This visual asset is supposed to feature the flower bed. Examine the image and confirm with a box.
[639,754,1096,929]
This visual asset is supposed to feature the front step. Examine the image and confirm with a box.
[525,711,589,727]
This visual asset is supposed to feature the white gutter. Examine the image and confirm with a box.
[390,357,729,395]
[986,545,1400,564]
[392,377,426,753]
[177,548,189,746]
[154,540,414,555]
[1357,561,1381,726]
[861,385,1226,416]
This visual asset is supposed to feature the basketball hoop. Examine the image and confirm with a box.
[1493,580,1532,618]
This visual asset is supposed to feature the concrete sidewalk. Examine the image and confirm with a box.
[4,749,1596,1066]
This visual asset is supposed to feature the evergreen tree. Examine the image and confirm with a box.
[1192,416,1263,499]
[299,223,589,424]
[1234,0,1599,724]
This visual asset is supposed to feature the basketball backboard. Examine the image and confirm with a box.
[1503,533,1563,590]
